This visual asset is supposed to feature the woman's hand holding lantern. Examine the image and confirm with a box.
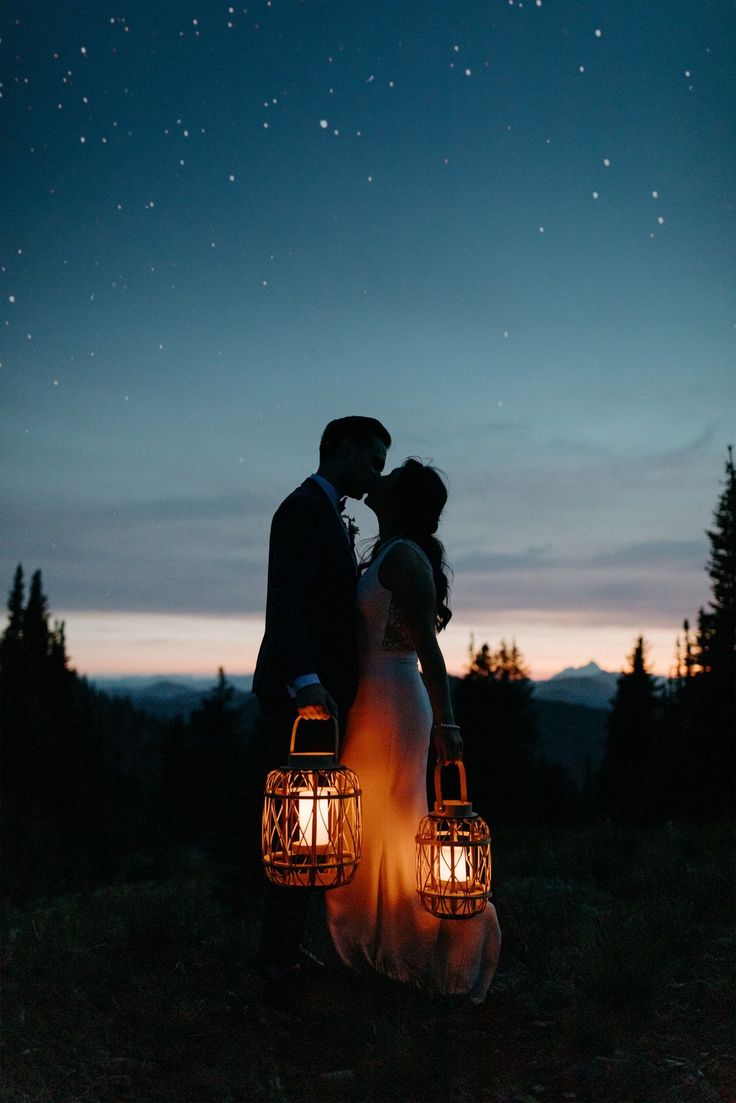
[432,721,463,764]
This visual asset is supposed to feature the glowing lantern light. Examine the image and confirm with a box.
[439,842,469,885]
[262,717,361,888]
[296,786,334,851]
[416,760,492,919]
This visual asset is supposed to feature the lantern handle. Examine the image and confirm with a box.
[434,758,469,807]
[289,713,339,759]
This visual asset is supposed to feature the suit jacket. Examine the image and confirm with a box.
[253,478,359,719]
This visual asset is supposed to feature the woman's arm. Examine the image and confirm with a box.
[380,543,462,763]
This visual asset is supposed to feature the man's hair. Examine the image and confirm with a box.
[319,416,391,461]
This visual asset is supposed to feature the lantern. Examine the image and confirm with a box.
[261,716,362,889]
[416,759,491,918]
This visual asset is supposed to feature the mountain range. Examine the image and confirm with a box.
[91,674,254,720]
[90,662,619,789]
[534,661,620,709]
[92,661,619,717]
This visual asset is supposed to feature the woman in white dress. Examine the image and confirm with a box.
[326,459,501,1002]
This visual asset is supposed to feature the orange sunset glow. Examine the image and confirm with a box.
[59,609,685,682]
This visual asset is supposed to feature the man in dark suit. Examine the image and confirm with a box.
[253,415,391,977]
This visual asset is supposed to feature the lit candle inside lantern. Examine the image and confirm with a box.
[297,787,334,850]
[438,844,469,885]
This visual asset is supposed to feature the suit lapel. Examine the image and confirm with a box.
[301,479,357,575]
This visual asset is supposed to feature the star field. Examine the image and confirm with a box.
[2,0,734,677]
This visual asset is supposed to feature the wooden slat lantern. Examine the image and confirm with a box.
[416,759,492,919]
[262,716,362,889]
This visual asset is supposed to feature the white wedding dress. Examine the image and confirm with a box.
[326,538,501,1001]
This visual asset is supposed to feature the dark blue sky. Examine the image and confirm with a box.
[2,1,734,676]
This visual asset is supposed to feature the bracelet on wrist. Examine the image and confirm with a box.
[432,722,460,730]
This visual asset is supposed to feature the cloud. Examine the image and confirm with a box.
[449,533,711,627]
[1,429,717,629]
[452,545,554,572]
[1,489,274,615]
[648,421,721,470]
[398,419,530,465]
[591,539,705,570]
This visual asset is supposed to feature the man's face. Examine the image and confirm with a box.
[343,435,388,498]
[363,465,401,513]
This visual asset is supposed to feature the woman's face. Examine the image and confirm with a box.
[364,467,403,516]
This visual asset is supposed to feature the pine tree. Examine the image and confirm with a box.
[3,564,24,646]
[1,568,58,895]
[703,445,735,689]
[49,619,70,672]
[600,636,661,823]
[0,566,26,739]
[455,637,539,824]
[23,569,50,667]
[505,639,532,682]
[1,565,176,900]
[467,641,494,679]
[466,638,531,682]
[0,566,28,877]
[681,447,736,818]
[190,668,242,851]
[2,567,116,897]
[683,618,696,678]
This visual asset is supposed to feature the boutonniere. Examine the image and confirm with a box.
[343,514,359,548]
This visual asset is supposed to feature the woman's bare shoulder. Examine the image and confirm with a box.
[379,540,433,588]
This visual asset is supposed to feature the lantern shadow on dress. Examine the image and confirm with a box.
[416,759,492,918]
[261,716,362,889]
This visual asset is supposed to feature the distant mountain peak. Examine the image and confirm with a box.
[550,661,604,681]
[535,661,618,710]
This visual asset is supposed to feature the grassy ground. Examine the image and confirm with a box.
[2,824,734,1102]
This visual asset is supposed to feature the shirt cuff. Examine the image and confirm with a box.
[288,673,321,697]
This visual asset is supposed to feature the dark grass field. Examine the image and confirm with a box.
[2,824,734,1103]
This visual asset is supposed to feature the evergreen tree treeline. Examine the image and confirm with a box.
[599,636,661,823]
[601,447,735,823]
[455,636,578,826]
[0,572,253,903]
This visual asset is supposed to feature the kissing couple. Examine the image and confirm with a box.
[253,416,500,1002]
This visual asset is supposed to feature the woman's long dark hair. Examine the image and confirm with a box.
[364,458,452,632]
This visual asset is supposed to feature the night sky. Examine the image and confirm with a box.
[2,1,734,679]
